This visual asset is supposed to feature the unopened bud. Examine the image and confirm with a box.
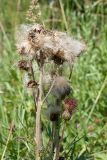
[62,110,71,121]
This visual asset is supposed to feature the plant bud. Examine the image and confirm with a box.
[62,110,71,121]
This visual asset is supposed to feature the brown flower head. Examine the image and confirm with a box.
[18,60,30,71]
[27,80,38,88]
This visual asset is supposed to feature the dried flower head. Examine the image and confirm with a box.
[18,60,30,71]
[16,25,36,57]
[28,28,86,63]
[51,54,65,65]
[27,80,38,88]
[16,23,86,64]
[52,76,71,100]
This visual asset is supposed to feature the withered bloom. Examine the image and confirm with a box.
[27,80,38,88]
[46,76,72,121]
[52,76,71,100]
[18,60,30,71]
[16,23,86,64]
[16,23,85,123]
[16,24,36,56]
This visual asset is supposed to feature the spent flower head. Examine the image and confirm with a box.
[18,60,30,71]
[16,23,86,64]
[27,80,38,88]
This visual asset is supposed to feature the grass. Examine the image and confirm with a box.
[0,0,107,159]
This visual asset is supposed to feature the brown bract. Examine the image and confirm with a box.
[27,80,38,88]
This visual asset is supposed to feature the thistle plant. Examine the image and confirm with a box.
[16,11,86,160]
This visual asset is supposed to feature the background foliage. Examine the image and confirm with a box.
[0,0,107,159]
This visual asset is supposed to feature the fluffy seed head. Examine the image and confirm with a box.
[16,23,86,64]
[52,76,71,99]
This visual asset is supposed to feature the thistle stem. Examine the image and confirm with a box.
[30,60,37,111]
[35,57,44,160]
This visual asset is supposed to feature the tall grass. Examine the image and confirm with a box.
[0,0,107,159]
